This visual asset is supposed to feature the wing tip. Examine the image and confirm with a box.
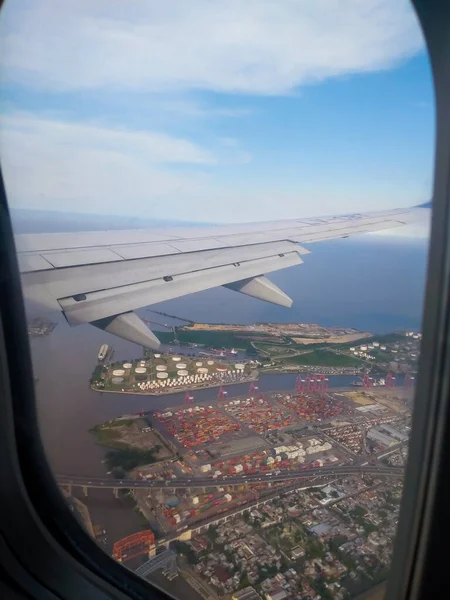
[415,200,432,209]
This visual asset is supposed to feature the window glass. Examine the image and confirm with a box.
[0,1,433,599]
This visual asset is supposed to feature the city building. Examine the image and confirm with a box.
[265,588,287,600]
[367,428,396,447]
[232,587,262,600]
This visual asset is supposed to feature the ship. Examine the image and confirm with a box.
[199,348,239,357]
[350,380,363,387]
[351,378,385,387]
[98,344,109,361]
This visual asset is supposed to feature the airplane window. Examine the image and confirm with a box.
[0,1,434,599]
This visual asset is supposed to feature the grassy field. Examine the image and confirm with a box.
[344,391,375,405]
[158,329,247,349]
[283,349,364,367]
[262,521,306,553]
[90,418,173,462]
[253,342,298,356]
[90,419,136,450]
[159,328,277,351]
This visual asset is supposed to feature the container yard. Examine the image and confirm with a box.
[150,384,366,455]
[118,380,411,555]
[222,394,297,433]
[199,435,342,479]
[277,390,354,422]
[153,405,241,448]
[91,352,257,395]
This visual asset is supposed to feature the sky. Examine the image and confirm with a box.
[0,0,435,236]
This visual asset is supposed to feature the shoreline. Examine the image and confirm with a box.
[90,373,259,397]
[261,367,365,375]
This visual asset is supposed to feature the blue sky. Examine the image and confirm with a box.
[0,0,434,235]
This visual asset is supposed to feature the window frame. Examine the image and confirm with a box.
[386,1,450,597]
[0,1,450,599]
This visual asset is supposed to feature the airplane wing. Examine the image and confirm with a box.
[15,204,428,348]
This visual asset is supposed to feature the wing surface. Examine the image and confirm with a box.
[15,205,427,347]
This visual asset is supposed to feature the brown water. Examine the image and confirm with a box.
[31,311,357,477]
[30,311,359,599]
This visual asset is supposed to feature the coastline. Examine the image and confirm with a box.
[90,372,259,397]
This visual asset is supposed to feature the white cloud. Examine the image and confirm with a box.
[0,111,214,214]
[1,0,423,95]
[1,111,216,165]
[0,110,426,228]
[0,1,428,235]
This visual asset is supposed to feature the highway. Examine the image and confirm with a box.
[57,465,404,490]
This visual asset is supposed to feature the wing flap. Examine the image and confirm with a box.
[17,254,55,273]
[59,252,302,325]
[292,218,407,243]
[224,275,293,307]
[42,247,124,268]
[110,243,181,260]
[21,240,300,303]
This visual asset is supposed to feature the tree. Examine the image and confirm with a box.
[174,541,198,565]
[307,539,325,560]
[329,535,348,552]
[363,522,377,536]
[112,467,126,479]
[294,532,302,543]
[312,576,334,600]
[207,526,219,541]
[105,447,157,471]
[351,505,367,518]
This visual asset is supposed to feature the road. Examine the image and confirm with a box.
[57,465,404,490]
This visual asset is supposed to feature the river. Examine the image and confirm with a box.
[30,309,364,478]
[25,233,425,598]
[30,317,366,598]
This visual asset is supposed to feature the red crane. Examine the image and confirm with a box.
[404,372,414,389]
[314,375,324,393]
[249,382,259,397]
[184,392,194,408]
[112,530,155,563]
[362,372,373,389]
[217,387,228,402]
[386,371,396,389]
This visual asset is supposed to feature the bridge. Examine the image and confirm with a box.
[57,465,404,495]
[133,550,178,580]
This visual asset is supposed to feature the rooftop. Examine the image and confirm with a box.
[232,586,262,600]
